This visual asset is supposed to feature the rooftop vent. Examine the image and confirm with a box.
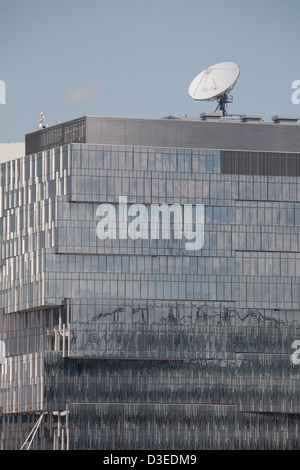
[240,114,264,123]
[272,115,300,125]
[200,112,223,121]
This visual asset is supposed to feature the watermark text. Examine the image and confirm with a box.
[291,340,300,364]
[0,340,5,365]
[291,80,300,105]
[96,197,205,251]
[0,80,5,104]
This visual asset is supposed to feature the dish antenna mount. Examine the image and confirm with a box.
[189,62,240,116]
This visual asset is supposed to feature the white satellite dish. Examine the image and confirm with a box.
[189,62,240,116]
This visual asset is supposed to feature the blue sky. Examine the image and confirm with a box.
[0,0,299,142]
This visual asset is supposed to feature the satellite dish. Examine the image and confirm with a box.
[189,62,240,116]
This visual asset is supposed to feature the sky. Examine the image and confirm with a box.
[0,0,299,142]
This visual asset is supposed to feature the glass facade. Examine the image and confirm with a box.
[1,139,300,449]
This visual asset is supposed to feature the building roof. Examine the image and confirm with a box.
[25,114,300,155]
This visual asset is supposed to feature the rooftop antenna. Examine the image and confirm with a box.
[188,62,240,116]
[38,112,46,130]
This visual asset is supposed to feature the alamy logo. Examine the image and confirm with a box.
[291,80,300,105]
[96,196,205,251]
[0,340,5,365]
[291,340,300,365]
[0,80,6,104]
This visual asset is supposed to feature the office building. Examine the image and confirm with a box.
[1,113,300,449]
